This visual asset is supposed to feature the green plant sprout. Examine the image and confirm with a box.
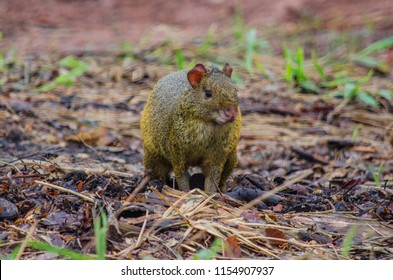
[379,89,393,100]
[367,163,384,188]
[344,71,377,107]
[192,238,222,260]
[5,241,94,260]
[254,60,269,77]
[328,70,378,107]
[94,207,108,260]
[351,125,361,141]
[175,49,185,70]
[341,225,358,258]
[0,32,4,72]
[283,44,320,93]
[358,36,393,56]
[28,241,94,260]
[245,28,257,74]
[38,56,89,92]
[311,50,327,82]
[352,37,393,74]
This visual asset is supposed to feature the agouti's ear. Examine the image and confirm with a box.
[222,63,233,77]
[187,64,207,88]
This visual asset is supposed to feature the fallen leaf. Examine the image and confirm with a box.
[351,146,377,153]
[77,181,84,192]
[224,235,242,258]
[240,210,263,223]
[265,228,288,247]
[272,204,283,212]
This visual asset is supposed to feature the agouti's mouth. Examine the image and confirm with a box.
[216,106,238,124]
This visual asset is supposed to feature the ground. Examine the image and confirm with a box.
[2,0,393,53]
[0,0,392,260]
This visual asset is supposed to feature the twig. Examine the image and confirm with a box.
[0,173,50,181]
[291,146,328,165]
[1,158,139,179]
[15,220,38,260]
[125,175,150,203]
[34,180,96,204]
[149,235,184,259]
[150,187,191,223]
[135,210,149,248]
[0,160,22,173]
[326,97,350,123]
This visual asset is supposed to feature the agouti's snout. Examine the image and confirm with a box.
[224,106,238,122]
[217,105,238,124]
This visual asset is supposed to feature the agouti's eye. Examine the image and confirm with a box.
[204,89,212,99]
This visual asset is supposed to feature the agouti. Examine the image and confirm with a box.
[140,63,241,193]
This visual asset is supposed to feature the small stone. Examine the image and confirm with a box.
[0,198,18,219]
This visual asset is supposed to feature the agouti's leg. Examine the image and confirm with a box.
[203,162,224,194]
[173,167,190,192]
[143,153,171,184]
[218,150,238,191]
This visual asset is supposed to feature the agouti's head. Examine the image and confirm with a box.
[186,63,239,124]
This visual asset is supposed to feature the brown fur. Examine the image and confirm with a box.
[140,64,241,193]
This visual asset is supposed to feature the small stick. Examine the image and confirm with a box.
[34,180,96,204]
[0,173,50,181]
[124,175,150,203]
[326,98,350,123]
[15,220,38,260]
[135,210,149,247]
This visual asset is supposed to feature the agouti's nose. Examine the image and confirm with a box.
[224,106,238,121]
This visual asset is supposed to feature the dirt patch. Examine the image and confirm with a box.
[1,0,393,53]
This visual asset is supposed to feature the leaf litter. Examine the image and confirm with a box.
[0,40,393,260]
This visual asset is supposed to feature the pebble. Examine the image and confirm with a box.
[0,198,18,219]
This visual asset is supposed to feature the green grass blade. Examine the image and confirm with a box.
[192,238,222,260]
[367,163,382,187]
[358,37,393,56]
[296,47,306,83]
[357,91,379,107]
[341,225,358,258]
[5,245,21,260]
[94,208,108,260]
[379,89,393,99]
[254,60,269,77]
[283,44,293,82]
[352,55,389,74]
[357,70,374,86]
[312,50,327,82]
[299,80,321,94]
[343,83,356,99]
[175,49,185,70]
[28,241,94,260]
[322,77,358,88]
[351,125,361,141]
[245,28,257,74]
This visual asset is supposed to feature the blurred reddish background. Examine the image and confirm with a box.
[1,0,393,53]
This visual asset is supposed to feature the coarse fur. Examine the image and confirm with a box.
[140,64,241,193]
